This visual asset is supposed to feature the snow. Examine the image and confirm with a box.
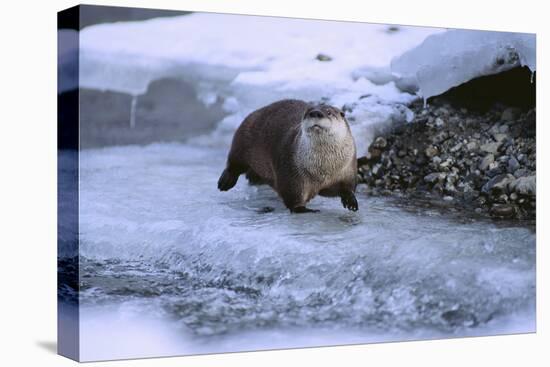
[78,13,442,95]
[73,13,444,154]
[391,29,536,100]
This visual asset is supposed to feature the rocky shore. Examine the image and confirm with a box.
[356,100,536,220]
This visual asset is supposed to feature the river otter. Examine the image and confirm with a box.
[217,99,358,213]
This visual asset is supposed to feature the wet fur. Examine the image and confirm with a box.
[218,99,358,213]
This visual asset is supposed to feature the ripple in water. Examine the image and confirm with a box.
[61,144,535,360]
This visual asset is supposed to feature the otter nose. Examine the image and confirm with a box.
[308,109,324,119]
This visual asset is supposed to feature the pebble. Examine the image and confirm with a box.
[479,154,494,171]
[480,142,501,154]
[425,146,438,158]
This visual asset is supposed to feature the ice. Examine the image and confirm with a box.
[61,143,535,359]
[391,29,536,99]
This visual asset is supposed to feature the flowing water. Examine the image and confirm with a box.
[59,140,535,361]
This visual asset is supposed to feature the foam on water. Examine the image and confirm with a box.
[65,143,535,360]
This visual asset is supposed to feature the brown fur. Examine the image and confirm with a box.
[217,99,358,213]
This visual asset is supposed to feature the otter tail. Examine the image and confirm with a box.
[217,169,239,191]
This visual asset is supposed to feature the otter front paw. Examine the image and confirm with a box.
[290,206,320,214]
[341,192,358,211]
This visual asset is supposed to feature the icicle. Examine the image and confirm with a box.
[129,95,138,129]
[423,96,427,109]
[530,71,535,84]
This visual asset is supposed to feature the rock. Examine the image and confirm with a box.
[481,174,515,194]
[356,102,535,221]
[491,204,516,218]
[357,156,369,166]
[372,137,387,149]
[424,172,445,184]
[466,141,479,152]
[486,164,504,178]
[480,142,501,154]
[315,53,332,61]
[450,142,463,153]
[514,168,530,178]
[492,133,508,143]
[433,131,449,144]
[509,175,536,196]
[371,163,383,177]
[499,124,510,133]
[479,154,494,171]
[501,107,520,122]
[425,146,438,158]
[366,148,382,161]
[507,156,520,173]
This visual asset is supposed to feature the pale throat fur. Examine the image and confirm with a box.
[295,116,356,183]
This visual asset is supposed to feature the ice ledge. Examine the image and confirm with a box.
[391,30,536,100]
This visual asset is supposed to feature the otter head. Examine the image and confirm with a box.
[301,104,350,141]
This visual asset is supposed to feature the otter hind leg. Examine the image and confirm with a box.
[290,206,320,214]
[245,169,268,186]
[278,184,319,214]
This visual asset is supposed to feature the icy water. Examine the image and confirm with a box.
[61,143,535,360]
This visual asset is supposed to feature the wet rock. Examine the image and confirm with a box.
[490,204,516,218]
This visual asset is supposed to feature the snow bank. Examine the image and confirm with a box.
[78,13,442,95]
[391,30,536,100]
[72,13,445,153]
